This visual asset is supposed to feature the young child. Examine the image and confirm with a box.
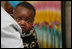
[12,2,39,48]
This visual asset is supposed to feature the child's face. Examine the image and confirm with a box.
[13,6,35,32]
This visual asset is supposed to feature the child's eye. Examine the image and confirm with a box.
[26,19,31,23]
[17,17,22,21]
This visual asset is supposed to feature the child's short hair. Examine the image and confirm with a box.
[16,2,36,17]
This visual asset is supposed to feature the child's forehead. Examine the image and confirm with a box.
[16,6,33,11]
[15,6,34,17]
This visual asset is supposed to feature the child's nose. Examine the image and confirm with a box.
[21,20,26,25]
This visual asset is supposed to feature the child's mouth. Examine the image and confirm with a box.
[21,27,26,30]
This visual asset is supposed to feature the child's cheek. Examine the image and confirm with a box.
[26,24,32,30]
[16,21,21,26]
[18,22,21,26]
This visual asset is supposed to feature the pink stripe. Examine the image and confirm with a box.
[32,1,61,11]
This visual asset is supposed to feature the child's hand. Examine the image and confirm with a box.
[4,1,13,14]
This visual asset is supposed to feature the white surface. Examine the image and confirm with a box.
[1,7,24,48]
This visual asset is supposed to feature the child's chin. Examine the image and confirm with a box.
[22,29,27,32]
[22,30,25,32]
[22,29,30,33]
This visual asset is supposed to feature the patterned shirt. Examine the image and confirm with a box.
[21,27,39,48]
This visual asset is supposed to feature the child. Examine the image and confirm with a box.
[12,2,39,48]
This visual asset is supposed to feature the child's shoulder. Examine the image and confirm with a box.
[22,27,36,37]
[30,27,37,39]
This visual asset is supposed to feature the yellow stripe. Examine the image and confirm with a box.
[34,10,61,24]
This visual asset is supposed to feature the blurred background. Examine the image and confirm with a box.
[1,1,71,48]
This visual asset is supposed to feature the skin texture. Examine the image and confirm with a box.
[12,6,35,32]
[4,1,13,14]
